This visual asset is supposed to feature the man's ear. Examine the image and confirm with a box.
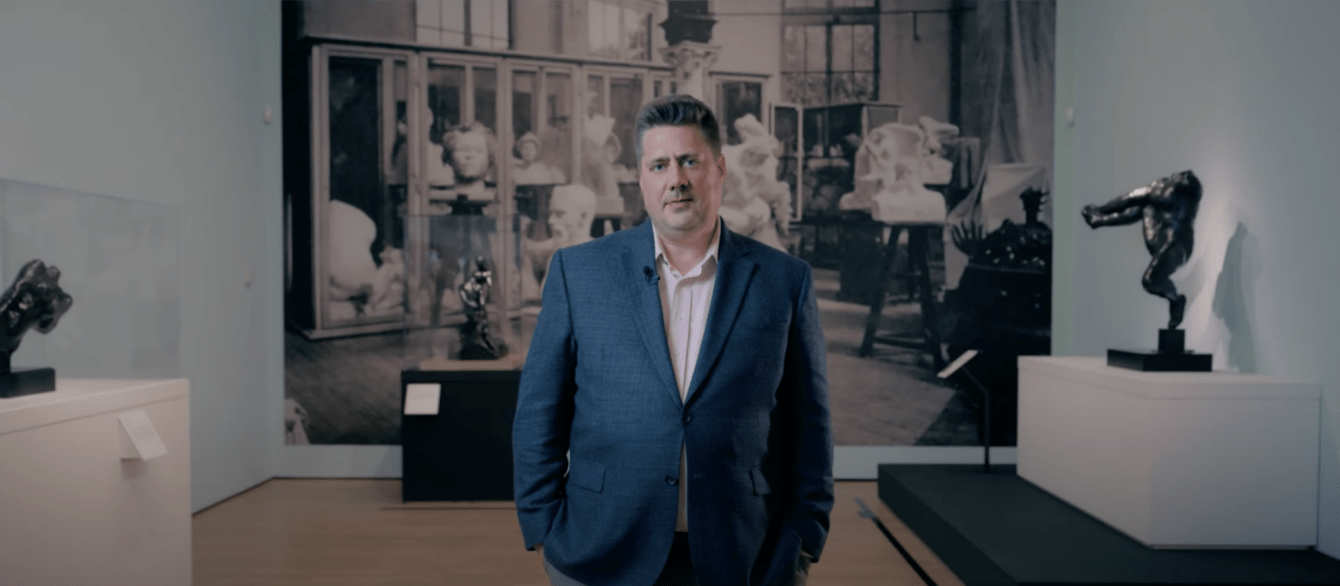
[716,153,727,178]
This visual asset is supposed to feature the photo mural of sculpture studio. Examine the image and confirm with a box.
[281,0,1057,450]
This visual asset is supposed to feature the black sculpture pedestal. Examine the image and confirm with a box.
[401,366,520,501]
[0,367,57,398]
[1108,328,1212,372]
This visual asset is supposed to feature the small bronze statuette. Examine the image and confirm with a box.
[457,256,507,360]
[1,259,73,398]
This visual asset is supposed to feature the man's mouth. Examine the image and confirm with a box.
[665,196,693,205]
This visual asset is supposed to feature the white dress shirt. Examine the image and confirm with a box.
[653,220,721,533]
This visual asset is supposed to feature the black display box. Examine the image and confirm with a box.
[401,367,521,502]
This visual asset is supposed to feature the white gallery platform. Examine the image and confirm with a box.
[0,378,191,586]
[1017,356,1319,549]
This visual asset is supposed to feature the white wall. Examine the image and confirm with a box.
[0,0,282,512]
[1054,0,1340,557]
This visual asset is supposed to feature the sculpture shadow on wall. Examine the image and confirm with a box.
[1211,221,1260,373]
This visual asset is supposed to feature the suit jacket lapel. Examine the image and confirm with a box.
[622,222,683,406]
[685,226,757,404]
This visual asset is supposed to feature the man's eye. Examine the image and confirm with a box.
[651,163,665,172]
[683,158,697,167]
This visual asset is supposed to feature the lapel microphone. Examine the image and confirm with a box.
[643,266,658,284]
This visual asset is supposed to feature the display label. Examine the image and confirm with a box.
[119,410,168,461]
[404,383,441,416]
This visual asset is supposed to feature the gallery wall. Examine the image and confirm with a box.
[1053,0,1340,557]
[0,0,282,512]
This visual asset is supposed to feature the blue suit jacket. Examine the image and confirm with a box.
[513,220,834,586]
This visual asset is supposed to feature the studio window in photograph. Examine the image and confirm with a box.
[587,0,653,61]
[416,0,510,50]
[783,0,876,9]
[782,22,877,107]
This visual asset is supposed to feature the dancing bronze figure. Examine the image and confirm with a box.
[1082,170,1201,329]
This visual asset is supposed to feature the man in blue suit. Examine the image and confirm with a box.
[513,94,833,586]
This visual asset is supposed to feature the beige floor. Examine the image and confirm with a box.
[193,479,963,586]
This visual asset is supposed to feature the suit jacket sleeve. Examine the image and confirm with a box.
[513,249,578,550]
[785,263,835,561]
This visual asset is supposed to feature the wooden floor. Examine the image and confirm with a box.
[193,479,964,586]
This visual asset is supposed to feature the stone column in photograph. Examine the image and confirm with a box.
[659,0,719,101]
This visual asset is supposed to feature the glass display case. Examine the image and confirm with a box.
[403,59,582,367]
[288,47,412,340]
[286,36,799,368]
[0,179,181,379]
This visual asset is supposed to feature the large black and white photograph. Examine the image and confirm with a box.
[282,0,1056,447]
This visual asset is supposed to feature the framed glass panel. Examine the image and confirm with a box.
[588,1,652,61]
[586,74,606,119]
[773,103,803,221]
[474,66,498,133]
[543,71,575,182]
[512,70,537,140]
[580,71,642,235]
[782,26,806,72]
[510,65,576,319]
[718,80,763,145]
[470,0,510,50]
[853,23,875,71]
[323,54,410,330]
[832,24,853,73]
[608,74,643,171]
[622,6,650,61]
[804,26,826,72]
[408,57,506,358]
[425,62,465,196]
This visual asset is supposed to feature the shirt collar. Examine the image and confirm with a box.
[653,217,722,271]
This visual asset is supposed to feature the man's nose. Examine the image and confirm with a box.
[671,162,690,188]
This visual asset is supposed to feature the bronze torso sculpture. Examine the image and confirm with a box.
[1,259,73,375]
[1082,170,1201,329]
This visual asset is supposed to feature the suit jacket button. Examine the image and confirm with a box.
[666,476,678,486]
[682,414,692,424]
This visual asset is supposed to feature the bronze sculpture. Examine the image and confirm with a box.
[457,256,507,360]
[1,259,73,397]
[1082,170,1209,371]
[1082,170,1200,329]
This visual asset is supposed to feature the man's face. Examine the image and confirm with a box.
[638,125,725,240]
[451,131,491,181]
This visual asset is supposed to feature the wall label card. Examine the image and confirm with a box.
[119,410,168,461]
[404,383,441,416]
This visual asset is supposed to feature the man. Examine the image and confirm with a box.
[513,94,834,586]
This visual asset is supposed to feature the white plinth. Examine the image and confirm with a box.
[0,378,191,585]
[1017,357,1319,549]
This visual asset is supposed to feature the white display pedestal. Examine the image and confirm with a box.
[1017,357,1319,549]
[0,378,191,585]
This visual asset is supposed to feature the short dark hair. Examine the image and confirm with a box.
[633,94,722,164]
